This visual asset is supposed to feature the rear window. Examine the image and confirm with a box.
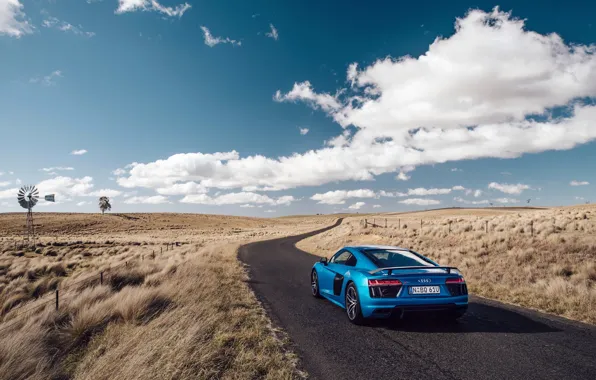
[362,249,435,268]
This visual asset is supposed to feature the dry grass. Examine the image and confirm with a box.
[297,206,596,324]
[0,213,334,380]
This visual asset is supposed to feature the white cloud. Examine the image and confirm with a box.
[399,198,441,206]
[451,168,463,172]
[473,189,483,197]
[493,197,520,204]
[41,167,74,172]
[570,180,589,186]
[373,204,381,208]
[123,191,137,198]
[42,16,95,37]
[265,209,276,213]
[348,201,366,210]
[240,204,255,208]
[396,171,410,181]
[274,81,341,112]
[265,23,278,40]
[29,70,63,86]
[180,192,295,206]
[0,181,10,187]
[71,149,87,155]
[37,176,94,199]
[452,185,465,191]
[454,197,489,205]
[200,26,241,47]
[117,8,596,196]
[488,182,530,194]
[123,195,170,204]
[112,168,127,176]
[311,189,376,205]
[115,0,191,17]
[0,187,19,199]
[0,0,33,37]
[15,178,21,185]
[407,187,451,196]
[299,127,309,135]
[378,190,407,197]
[76,201,91,206]
[89,189,122,198]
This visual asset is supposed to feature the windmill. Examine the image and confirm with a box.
[17,185,55,247]
[527,199,531,204]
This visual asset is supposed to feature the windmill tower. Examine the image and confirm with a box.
[17,186,55,247]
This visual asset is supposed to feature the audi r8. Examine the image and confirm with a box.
[310,245,468,324]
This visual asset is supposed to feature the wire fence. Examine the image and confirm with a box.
[0,241,183,335]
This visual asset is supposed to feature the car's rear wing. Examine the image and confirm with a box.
[369,266,460,276]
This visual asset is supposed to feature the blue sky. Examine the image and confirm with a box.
[0,0,595,216]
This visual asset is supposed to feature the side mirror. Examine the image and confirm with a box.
[320,257,328,265]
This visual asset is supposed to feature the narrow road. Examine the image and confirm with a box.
[239,219,596,380]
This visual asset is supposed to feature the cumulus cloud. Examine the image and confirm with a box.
[0,187,19,199]
[200,26,241,47]
[311,189,376,205]
[373,204,381,208]
[37,176,94,199]
[451,168,463,172]
[570,180,589,186]
[156,181,207,195]
[0,0,33,37]
[71,149,87,155]
[29,70,63,86]
[116,0,191,17]
[299,127,309,135]
[396,171,410,181]
[348,201,366,210]
[0,181,11,187]
[112,168,127,176]
[399,198,441,206]
[407,187,451,196]
[117,7,596,196]
[265,23,278,40]
[454,197,489,205]
[76,201,91,206]
[488,182,530,194]
[123,195,170,204]
[180,192,295,206]
[42,15,95,37]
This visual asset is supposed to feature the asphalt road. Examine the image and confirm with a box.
[239,219,596,380]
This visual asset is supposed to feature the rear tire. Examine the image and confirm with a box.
[345,283,365,325]
[311,270,322,298]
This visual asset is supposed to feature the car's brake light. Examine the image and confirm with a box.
[445,277,465,284]
[368,279,402,286]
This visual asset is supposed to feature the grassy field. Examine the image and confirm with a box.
[0,212,335,380]
[297,205,596,324]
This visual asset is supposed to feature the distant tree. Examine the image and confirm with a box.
[99,196,111,215]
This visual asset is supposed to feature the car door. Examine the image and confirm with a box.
[325,250,358,301]
[317,250,343,297]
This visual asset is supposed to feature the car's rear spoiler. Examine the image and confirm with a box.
[369,266,460,276]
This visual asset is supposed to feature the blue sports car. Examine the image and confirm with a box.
[311,245,468,324]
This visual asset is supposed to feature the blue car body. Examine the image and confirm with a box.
[310,245,468,323]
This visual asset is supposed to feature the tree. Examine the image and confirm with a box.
[99,196,111,215]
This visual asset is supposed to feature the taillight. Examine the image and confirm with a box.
[445,277,465,284]
[368,279,402,286]
[368,279,402,298]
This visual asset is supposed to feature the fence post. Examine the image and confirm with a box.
[449,221,451,234]
[485,220,488,233]
[373,218,375,227]
[420,219,422,233]
[385,218,387,228]
[398,219,401,229]
[161,246,163,254]
[100,272,103,285]
[55,289,59,311]
[530,220,534,236]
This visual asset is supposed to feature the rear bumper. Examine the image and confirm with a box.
[361,296,468,318]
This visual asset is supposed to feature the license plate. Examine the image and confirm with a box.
[409,286,440,295]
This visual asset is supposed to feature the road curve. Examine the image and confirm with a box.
[239,219,596,380]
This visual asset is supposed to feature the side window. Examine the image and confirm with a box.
[345,254,357,267]
[331,250,353,265]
